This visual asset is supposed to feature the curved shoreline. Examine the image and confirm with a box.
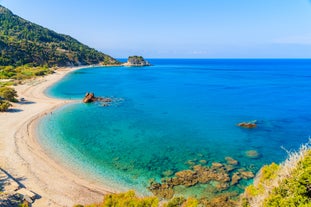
[0,67,115,207]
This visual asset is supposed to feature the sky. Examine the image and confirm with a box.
[1,0,311,58]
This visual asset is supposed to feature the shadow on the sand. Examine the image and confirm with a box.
[6,108,23,113]
[18,101,36,105]
[0,168,42,203]
[0,168,26,190]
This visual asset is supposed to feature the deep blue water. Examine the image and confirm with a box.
[38,59,311,196]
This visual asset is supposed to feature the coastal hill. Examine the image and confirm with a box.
[0,5,119,67]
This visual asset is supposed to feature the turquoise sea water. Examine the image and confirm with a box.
[38,59,311,196]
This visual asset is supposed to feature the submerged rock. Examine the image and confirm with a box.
[231,172,241,185]
[245,150,260,159]
[199,159,207,164]
[237,120,257,128]
[148,180,175,199]
[147,156,255,200]
[239,170,255,179]
[212,162,224,168]
[162,170,174,177]
[225,157,239,165]
[185,160,196,166]
[175,170,199,187]
[215,181,230,191]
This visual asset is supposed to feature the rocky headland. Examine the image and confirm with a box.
[122,56,151,67]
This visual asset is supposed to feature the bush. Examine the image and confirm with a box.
[0,86,18,102]
[164,197,186,207]
[263,150,311,206]
[0,100,12,111]
[75,190,159,207]
[241,141,311,207]
[182,197,198,207]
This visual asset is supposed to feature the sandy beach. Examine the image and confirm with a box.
[0,67,114,207]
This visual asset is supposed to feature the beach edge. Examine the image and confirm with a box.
[0,67,115,207]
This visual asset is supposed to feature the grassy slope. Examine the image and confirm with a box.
[242,142,311,207]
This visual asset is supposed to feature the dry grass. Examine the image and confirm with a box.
[242,139,311,207]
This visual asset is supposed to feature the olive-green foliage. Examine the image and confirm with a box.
[0,65,54,80]
[128,56,144,61]
[18,201,29,207]
[0,80,15,87]
[182,197,198,207]
[263,150,311,206]
[75,190,159,207]
[163,196,199,207]
[164,197,186,207]
[0,100,12,111]
[244,162,280,197]
[260,162,280,181]
[0,86,18,102]
[0,5,119,67]
[242,150,311,207]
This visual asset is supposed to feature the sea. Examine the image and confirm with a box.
[37,59,311,197]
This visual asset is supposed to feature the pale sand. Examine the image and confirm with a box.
[0,67,115,207]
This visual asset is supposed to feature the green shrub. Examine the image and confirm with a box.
[182,197,198,207]
[164,196,186,207]
[0,86,18,102]
[263,150,311,206]
[242,146,311,207]
[0,100,12,111]
[75,190,159,207]
[18,201,29,207]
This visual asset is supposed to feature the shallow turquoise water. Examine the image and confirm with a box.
[38,59,311,195]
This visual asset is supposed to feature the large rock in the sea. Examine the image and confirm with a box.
[123,56,151,66]
[83,92,113,106]
[83,92,96,103]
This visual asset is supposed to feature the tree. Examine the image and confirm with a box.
[0,100,12,112]
[0,86,18,102]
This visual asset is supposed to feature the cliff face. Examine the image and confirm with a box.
[123,56,151,66]
[0,5,120,67]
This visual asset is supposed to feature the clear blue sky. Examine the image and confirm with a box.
[1,0,311,58]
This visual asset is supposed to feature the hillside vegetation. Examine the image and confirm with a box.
[0,86,17,111]
[241,142,311,207]
[0,5,119,68]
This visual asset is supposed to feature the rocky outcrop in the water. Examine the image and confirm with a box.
[237,120,257,128]
[83,92,112,105]
[123,56,151,66]
[83,92,96,103]
[148,156,255,199]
